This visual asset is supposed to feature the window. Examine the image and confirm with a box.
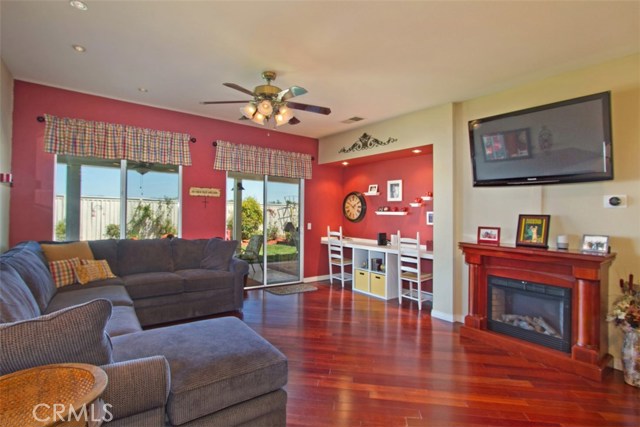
[55,156,180,240]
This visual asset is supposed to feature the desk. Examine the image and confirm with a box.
[321,236,433,300]
[320,236,433,260]
[0,363,108,427]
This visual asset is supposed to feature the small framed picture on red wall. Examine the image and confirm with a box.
[477,226,500,245]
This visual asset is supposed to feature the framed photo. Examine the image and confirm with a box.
[387,179,402,202]
[581,234,609,253]
[426,211,434,225]
[367,184,378,193]
[515,214,550,248]
[477,226,500,245]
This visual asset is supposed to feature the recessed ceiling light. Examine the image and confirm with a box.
[342,161,349,166]
[412,149,422,154]
[72,44,86,53]
[138,87,148,93]
[69,1,88,11]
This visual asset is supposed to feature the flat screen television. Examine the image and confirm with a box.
[468,91,613,186]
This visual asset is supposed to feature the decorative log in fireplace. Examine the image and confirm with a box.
[458,242,616,381]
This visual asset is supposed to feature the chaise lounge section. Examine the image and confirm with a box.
[0,238,288,426]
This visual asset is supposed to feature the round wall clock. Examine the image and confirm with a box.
[343,191,367,223]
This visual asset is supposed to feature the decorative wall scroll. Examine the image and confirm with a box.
[189,187,220,197]
[338,133,398,154]
[189,187,220,208]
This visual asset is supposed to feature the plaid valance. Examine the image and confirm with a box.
[44,114,192,166]
[213,140,312,179]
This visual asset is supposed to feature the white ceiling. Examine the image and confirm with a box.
[1,1,639,139]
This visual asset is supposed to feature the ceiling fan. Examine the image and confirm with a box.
[200,71,331,126]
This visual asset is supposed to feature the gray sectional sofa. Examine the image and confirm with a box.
[0,239,288,426]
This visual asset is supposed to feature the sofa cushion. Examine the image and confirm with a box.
[88,239,119,276]
[118,239,174,276]
[171,238,208,270]
[0,262,41,322]
[45,285,133,314]
[175,269,235,293]
[75,259,116,284]
[40,241,94,262]
[106,306,143,337]
[111,317,288,426]
[121,272,184,300]
[48,257,81,288]
[0,299,113,376]
[1,243,56,312]
[200,239,238,271]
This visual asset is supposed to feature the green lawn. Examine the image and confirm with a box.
[240,241,297,259]
[266,243,297,256]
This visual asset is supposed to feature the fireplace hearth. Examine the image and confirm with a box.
[488,275,571,353]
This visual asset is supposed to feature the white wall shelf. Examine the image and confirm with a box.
[375,211,408,216]
[363,192,380,196]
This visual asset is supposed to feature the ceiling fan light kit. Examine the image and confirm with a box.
[251,112,266,125]
[202,71,331,127]
[257,99,274,116]
[240,103,257,119]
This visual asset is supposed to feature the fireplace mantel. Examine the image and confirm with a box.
[458,242,616,381]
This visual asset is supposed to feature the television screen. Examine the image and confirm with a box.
[468,92,613,186]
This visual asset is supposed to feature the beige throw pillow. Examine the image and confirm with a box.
[41,241,95,262]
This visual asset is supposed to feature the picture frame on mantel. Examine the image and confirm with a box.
[515,214,550,248]
[477,226,500,245]
[387,179,402,202]
[581,234,609,254]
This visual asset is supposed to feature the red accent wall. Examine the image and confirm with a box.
[9,81,342,277]
[342,153,434,244]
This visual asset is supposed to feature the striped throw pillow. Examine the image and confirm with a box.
[74,259,116,285]
[48,257,81,288]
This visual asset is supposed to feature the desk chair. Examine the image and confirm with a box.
[397,231,433,310]
[327,226,352,287]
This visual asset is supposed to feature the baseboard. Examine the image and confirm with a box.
[303,275,330,283]
[430,309,455,323]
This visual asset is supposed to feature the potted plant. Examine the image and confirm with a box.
[607,274,640,387]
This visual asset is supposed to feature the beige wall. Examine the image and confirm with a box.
[457,54,640,368]
[0,59,13,253]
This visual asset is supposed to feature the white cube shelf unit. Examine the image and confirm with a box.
[352,247,399,300]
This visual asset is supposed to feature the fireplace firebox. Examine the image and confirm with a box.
[487,276,571,353]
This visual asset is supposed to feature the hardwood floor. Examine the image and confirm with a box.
[239,282,639,427]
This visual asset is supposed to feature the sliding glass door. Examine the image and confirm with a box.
[227,172,302,287]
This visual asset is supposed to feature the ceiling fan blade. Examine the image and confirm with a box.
[286,101,331,115]
[279,86,307,101]
[200,100,249,105]
[223,82,255,96]
[288,117,301,125]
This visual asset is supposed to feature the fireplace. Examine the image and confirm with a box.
[458,242,616,381]
[487,276,571,353]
